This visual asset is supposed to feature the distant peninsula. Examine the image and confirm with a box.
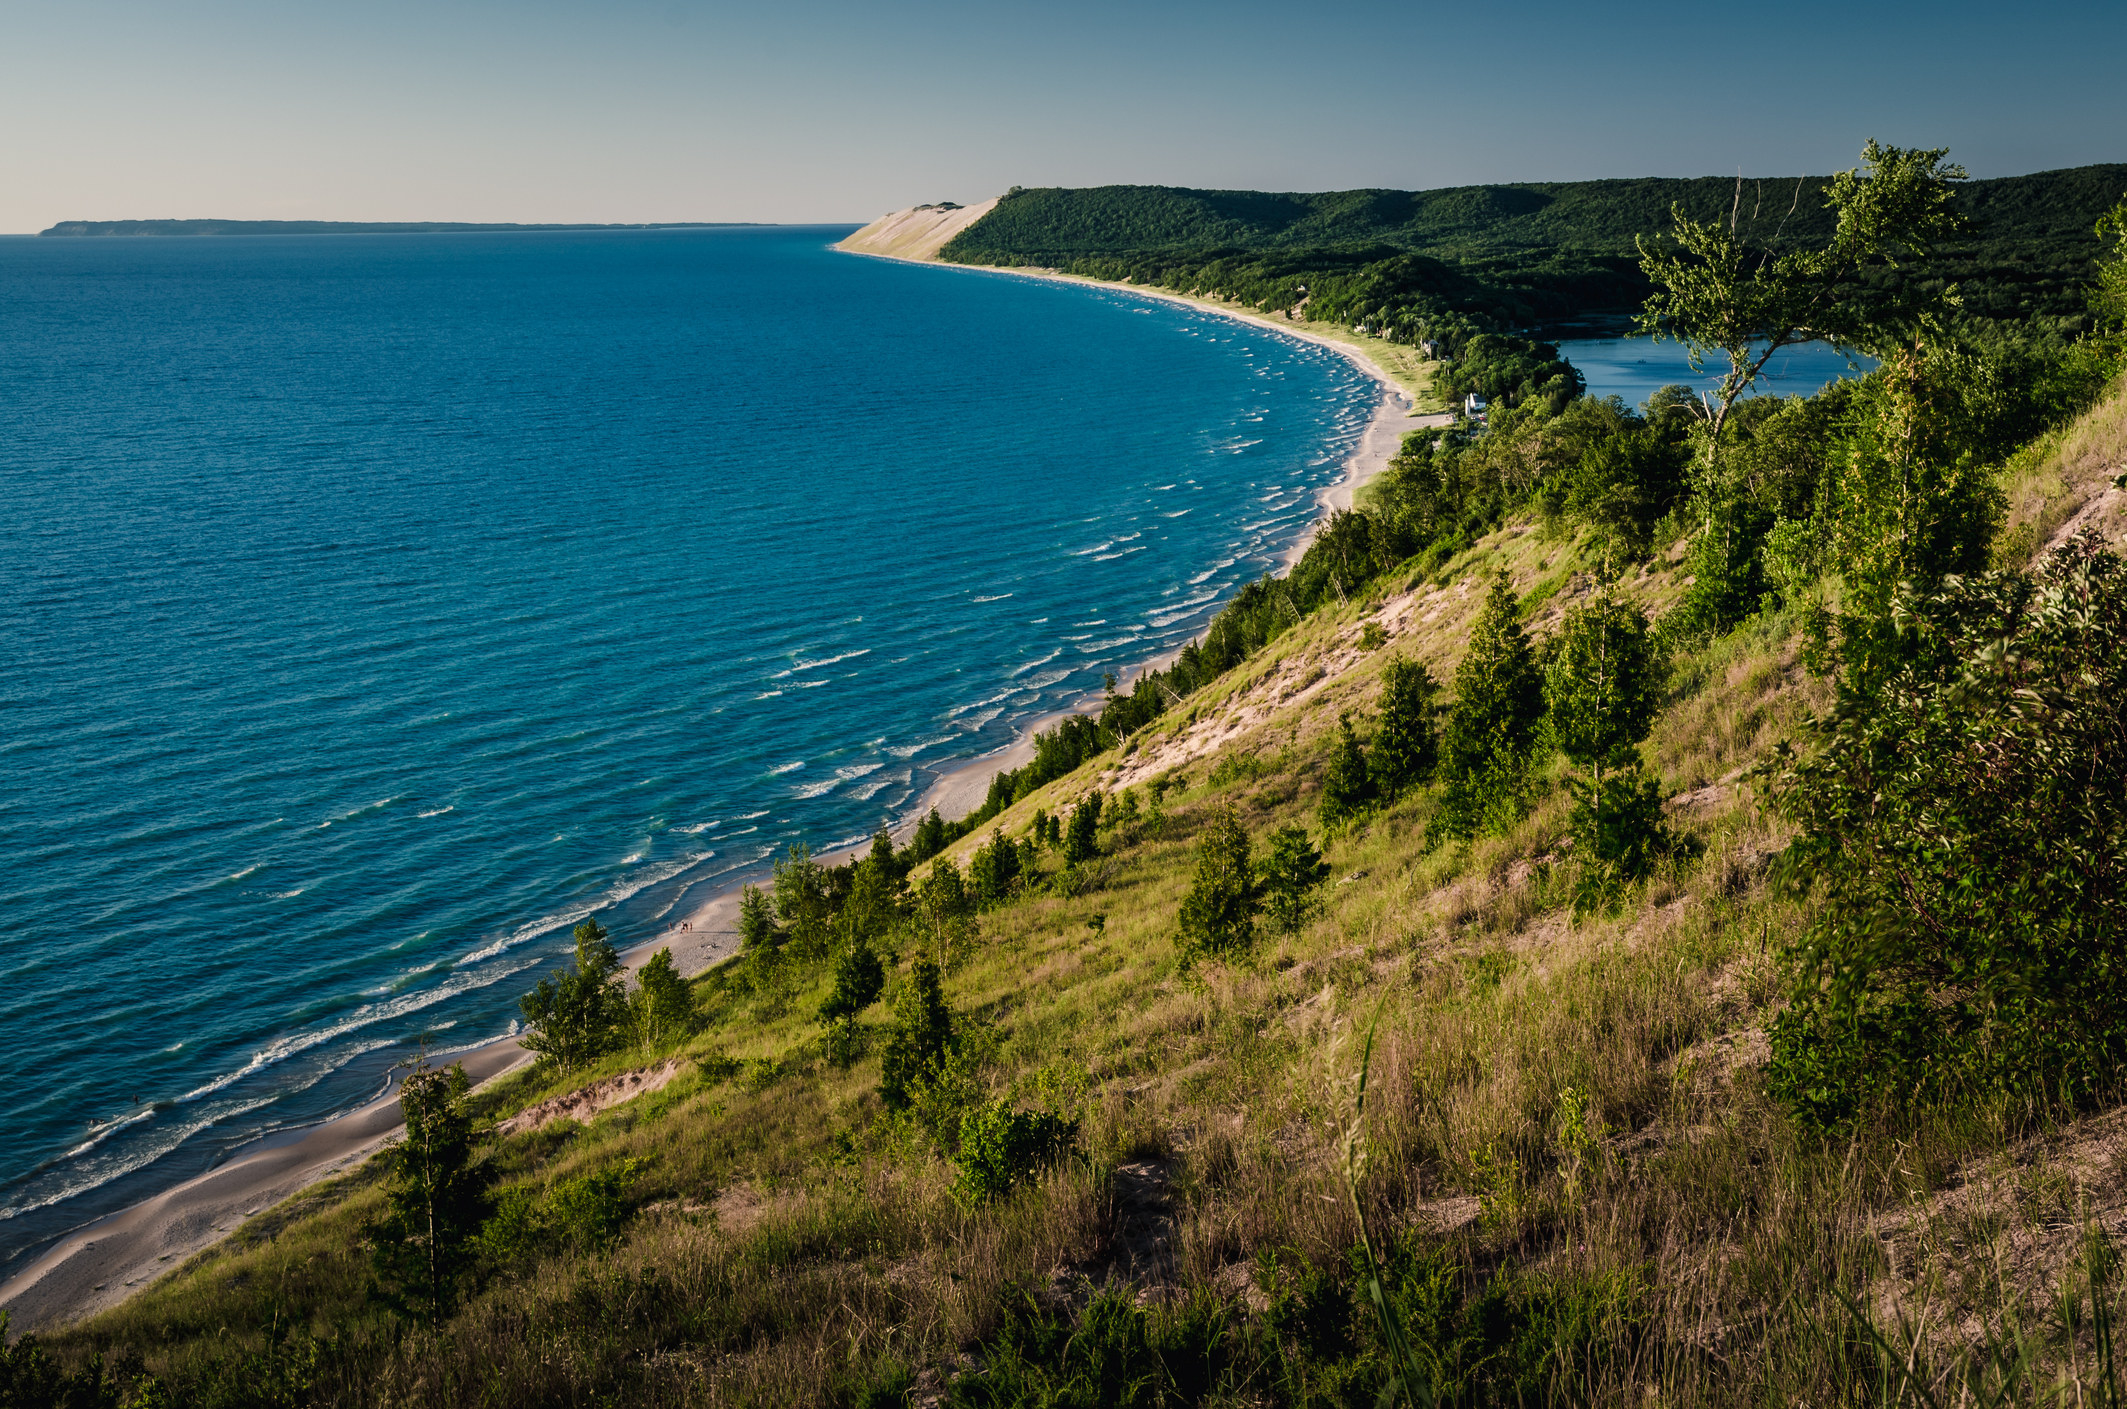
[38,219,760,237]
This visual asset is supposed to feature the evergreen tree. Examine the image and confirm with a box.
[1258,825,1332,937]
[1368,656,1438,800]
[1437,572,1547,838]
[629,947,696,1050]
[1318,713,1378,830]
[819,937,886,1022]
[1063,791,1103,865]
[878,957,954,1111]
[969,829,1020,906]
[908,808,949,865]
[738,885,779,952]
[839,842,901,948]
[1547,588,1668,913]
[369,1062,493,1324]
[1177,805,1260,962]
[518,918,628,1073]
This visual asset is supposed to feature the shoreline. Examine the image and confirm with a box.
[1,250,1443,1337]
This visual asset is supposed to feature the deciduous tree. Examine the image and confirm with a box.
[518,918,628,1073]
[369,1061,493,1324]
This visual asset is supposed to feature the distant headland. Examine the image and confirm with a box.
[38,219,763,237]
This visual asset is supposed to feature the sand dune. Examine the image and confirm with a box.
[836,198,998,260]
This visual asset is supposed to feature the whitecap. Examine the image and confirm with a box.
[972,593,1013,603]
[673,821,718,834]
[886,734,956,759]
[1010,650,1061,677]
[767,761,804,776]
[792,648,870,672]
[418,806,454,819]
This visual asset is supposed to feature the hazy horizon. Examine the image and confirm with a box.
[3,0,2123,235]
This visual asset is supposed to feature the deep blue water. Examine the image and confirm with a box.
[0,227,1377,1269]
[1561,336,1874,408]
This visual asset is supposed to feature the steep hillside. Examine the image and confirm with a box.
[18,367,2122,1405]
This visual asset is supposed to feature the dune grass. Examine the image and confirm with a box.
[37,385,2127,1406]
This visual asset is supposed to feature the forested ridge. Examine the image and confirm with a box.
[9,144,2127,1408]
[942,164,2126,334]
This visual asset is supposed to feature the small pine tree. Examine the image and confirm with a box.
[1063,792,1103,865]
[368,1062,492,1324]
[1437,571,1547,838]
[819,937,886,1022]
[1177,805,1260,962]
[1318,713,1378,830]
[1369,656,1438,800]
[1548,587,1668,914]
[878,957,954,1110]
[969,829,1020,906]
[1258,825,1332,937]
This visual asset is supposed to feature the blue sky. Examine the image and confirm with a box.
[2,0,2121,230]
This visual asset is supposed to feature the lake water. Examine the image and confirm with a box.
[1561,336,1875,409]
[0,228,1379,1271]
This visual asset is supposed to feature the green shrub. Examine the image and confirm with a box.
[950,1099,1076,1205]
[1765,535,2127,1126]
[819,1014,867,1069]
[547,1157,645,1251]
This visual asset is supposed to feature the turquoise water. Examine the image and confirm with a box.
[0,228,1377,1268]
[1561,336,1874,408]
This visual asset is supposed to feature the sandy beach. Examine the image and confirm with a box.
[3,235,1445,1337]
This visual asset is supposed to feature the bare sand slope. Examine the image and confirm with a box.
[836,198,998,260]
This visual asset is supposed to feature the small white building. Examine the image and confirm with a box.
[1464,393,1487,418]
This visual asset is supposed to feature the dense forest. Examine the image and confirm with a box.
[941,164,2127,339]
[8,144,2127,1408]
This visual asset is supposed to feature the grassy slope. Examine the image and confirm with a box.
[45,380,2127,1404]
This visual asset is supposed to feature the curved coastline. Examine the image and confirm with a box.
[1,248,1441,1335]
